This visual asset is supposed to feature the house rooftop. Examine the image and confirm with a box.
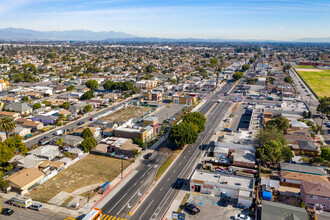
[280,162,326,176]
[5,167,44,188]
[301,180,330,198]
[261,200,308,220]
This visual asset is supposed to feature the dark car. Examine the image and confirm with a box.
[77,121,85,125]
[224,128,232,132]
[184,203,200,215]
[219,197,229,207]
[2,208,14,216]
[39,136,51,145]
[173,179,184,189]
[144,153,152,160]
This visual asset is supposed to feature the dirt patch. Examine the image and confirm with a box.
[101,106,153,122]
[295,68,322,72]
[29,154,130,203]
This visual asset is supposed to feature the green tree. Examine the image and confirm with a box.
[132,149,140,158]
[0,116,17,138]
[320,147,330,161]
[83,104,92,113]
[168,122,198,147]
[61,102,71,110]
[0,143,15,164]
[317,96,330,116]
[210,58,218,68]
[21,96,29,102]
[302,111,307,119]
[133,138,144,148]
[266,116,290,130]
[56,138,64,147]
[281,146,293,161]
[66,85,76,91]
[33,103,42,110]
[282,64,291,73]
[57,114,65,126]
[81,137,97,152]
[242,64,250,71]
[256,126,286,146]
[183,112,206,133]
[85,80,98,90]
[82,128,93,139]
[146,64,156,73]
[80,90,94,100]
[232,72,244,80]
[103,80,114,91]
[258,140,283,163]
[284,76,293,84]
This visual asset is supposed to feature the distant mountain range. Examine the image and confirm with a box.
[0,28,329,43]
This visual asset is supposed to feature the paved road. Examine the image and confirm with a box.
[97,82,234,220]
[24,97,141,148]
[0,198,67,220]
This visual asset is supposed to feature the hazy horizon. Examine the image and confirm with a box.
[0,0,329,41]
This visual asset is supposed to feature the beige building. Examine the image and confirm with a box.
[0,111,20,118]
[5,168,44,195]
[135,80,157,89]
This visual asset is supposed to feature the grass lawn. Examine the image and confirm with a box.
[29,154,130,203]
[101,106,153,122]
[297,65,315,68]
[155,148,182,181]
[296,68,330,97]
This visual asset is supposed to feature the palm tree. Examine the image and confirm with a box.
[0,116,17,139]
[57,114,65,126]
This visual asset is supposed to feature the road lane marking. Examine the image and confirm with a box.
[138,199,154,220]
[160,187,163,191]
[108,192,128,213]
[117,188,141,215]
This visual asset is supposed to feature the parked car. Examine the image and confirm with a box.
[29,203,43,211]
[224,128,232,132]
[173,179,184,189]
[217,99,222,103]
[1,208,14,216]
[77,121,85,125]
[219,197,228,207]
[184,203,200,215]
[235,214,251,220]
[39,136,51,145]
[144,153,152,160]
[54,130,64,136]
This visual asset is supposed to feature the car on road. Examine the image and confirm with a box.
[54,130,64,136]
[29,203,43,211]
[89,117,94,121]
[144,153,152,160]
[173,179,184,189]
[77,121,85,125]
[224,128,232,132]
[2,208,14,216]
[184,203,200,215]
[235,214,251,220]
[38,136,51,145]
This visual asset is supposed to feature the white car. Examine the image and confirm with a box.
[217,99,222,103]
[235,214,251,220]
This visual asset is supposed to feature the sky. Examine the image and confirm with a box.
[0,0,329,40]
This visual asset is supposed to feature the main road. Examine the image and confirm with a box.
[99,81,239,220]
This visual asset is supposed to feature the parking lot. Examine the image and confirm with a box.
[153,103,185,124]
[182,194,252,220]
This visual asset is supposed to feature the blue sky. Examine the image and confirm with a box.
[0,0,329,40]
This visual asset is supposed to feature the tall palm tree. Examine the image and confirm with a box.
[58,114,65,126]
[0,116,17,139]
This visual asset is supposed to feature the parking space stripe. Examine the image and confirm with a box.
[108,216,113,220]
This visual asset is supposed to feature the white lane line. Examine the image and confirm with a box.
[139,199,154,220]
[108,192,128,213]
[178,162,181,165]
[167,178,170,182]
[160,187,163,191]
[117,188,141,215]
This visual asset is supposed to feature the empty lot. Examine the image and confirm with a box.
[296,68,330,97]
[29,154,130,203]
[101,105,153,122]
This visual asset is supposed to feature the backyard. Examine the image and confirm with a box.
[101,105,154,122]
[296,68,330,97]
[29,154,130,203]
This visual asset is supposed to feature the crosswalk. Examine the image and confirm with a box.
[100,215,127,220]
[64,215,127,220]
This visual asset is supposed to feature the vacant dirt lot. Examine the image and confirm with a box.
[102,106,153,122]
[29,154,130,203]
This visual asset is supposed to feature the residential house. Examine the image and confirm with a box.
[190,170,254,208]
[8,154,44,169]
[57,135,84,147]
[261,200,308,220]
[290,141,319,156]
[68,148,84,157]
[73,127,101,138]
[231,149,256,169]
[4,102,33,115]
[0,96,20,103]
[69,102,86,114]
[14,127,31,137]
[99,137,142,158]
[300,180,330,211]
[15,118,44,131]
[5,167,44,195]
[32,115,57,125]
[0,111,20,119]
[143,90,162,101]
[28,145,60,160]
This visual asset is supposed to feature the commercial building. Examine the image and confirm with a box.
[190,170,254,208]
[135,80,157,89]
[172,92,198,105]
[143,90,162,101]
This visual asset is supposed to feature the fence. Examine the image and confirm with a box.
[292,68,319,100]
